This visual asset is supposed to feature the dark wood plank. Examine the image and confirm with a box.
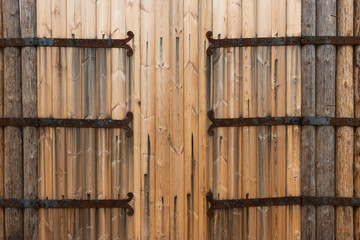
[316,0,336,239]
[20,0,38,239]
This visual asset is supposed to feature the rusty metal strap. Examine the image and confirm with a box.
[0,112,133,137]
[0,31,134,56]
[208,110,360,135]
[206,31,360,55]
[206,192,360,218]
[0,193,134,216]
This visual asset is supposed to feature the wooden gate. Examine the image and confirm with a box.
[2,0,360,239]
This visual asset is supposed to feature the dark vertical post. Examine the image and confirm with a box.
[3,0,23,238]
[316,0,336,239]
[301,0,316,239]
[21,0,38,239]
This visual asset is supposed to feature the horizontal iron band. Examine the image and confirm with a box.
[206,31,360,55]
[0,112,133,137]
[208,111,360,135]
[0,193,134,216]
[0,31,134,56]
[206,192,360,218]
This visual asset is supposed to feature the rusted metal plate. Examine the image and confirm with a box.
[206,192,360,218]
[0,112,133,137]
[0,192,134,216]
[0,31,134,56]
[208,110,360,135]
[206,31,360,55]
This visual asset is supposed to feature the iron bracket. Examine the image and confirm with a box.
[0,111,133,137]
[0,192,134,216]
[208,110,360,135]
[206,31,360,55]
[206,192,360,218]
[0,31,134,56]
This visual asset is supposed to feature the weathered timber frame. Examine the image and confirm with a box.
[1,193,134,216]
[206,31,360,218]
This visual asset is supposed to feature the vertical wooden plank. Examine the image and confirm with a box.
[336,1,354,239]
[256,0,271,238]
[37,0,52,238]
[0,0,3,238]
[183,0,199,238]
[270,0,286,239]
[126,0,141,238]
[300,0,316,239]
[154,0,170,238]
[82,0,96,238]
[316,0,336,239]
[96,0,111,238]
[66,0,82,238]
[21,0,38,239]
[212,0,228,238]
[354,1,360,238]
[140,0,156,238]
[110,0,125,238]
[169,0,185,239]
[227,0,241,239]
[51,1,67,238]
[242,0,257,238]
[286,0,301,239]
[3,0,23,238]
[198,0,212,239]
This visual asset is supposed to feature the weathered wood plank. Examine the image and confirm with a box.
[3,0,23,238]
[271,0,286,239]
[227,0,241,239]
[198,0,212,239]
[169,0,185,239]
[301,0,316,239]
[354,1,360,238]
[336,1,354,239]
[184,0,199,238]
[21,0,38,239]
[154,0,170,238]
[316,0,336,239]
[140,0,156,238]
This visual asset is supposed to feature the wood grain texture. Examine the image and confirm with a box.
[355,1,360,238]
[154,0,170,238]
[242,1,257,239]
[198,0,212,239]
[227,0,241,239]
[21,0,38,239]
[169,0,185,239]
[212,0,228,239]
[270,0,286,240]
[257,1,271,238]
[140,0,156,238]
[316,0,336,239]
[183,0,199,238]
[336,1,354,239]
[286,1,301,239]
[301,0,316,239]
[0,0,3,238]
[3,0,23,238]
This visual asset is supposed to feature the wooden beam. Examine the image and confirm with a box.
[316,0,336,239]
[21,0,38,239]
[336,0,354,239]
[354,1,360,238]
[3,0,23,238]
[301,0,316,239]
